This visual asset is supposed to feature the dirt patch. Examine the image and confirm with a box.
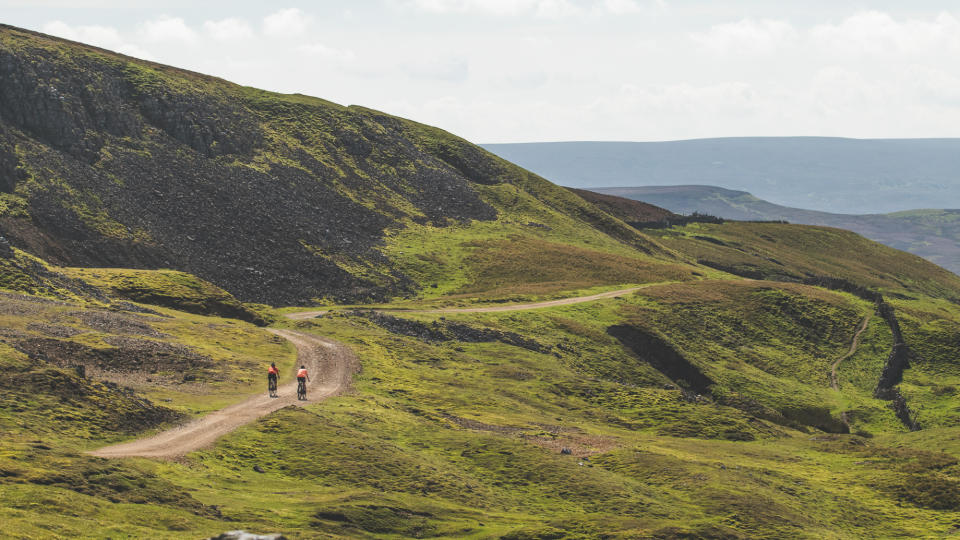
[14,336,213,375]
[26,322,85,337]
[441,413,526,434]
[0,327,28,339]
[0,293,57,316]
[70,310,168,337]
[2,368,184,433]
[356,311,551,353]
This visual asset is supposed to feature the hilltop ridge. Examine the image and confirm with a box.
[0,24,661,305]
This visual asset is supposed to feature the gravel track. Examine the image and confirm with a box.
[90,329,357,459]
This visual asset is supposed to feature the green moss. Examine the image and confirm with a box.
[61,267,266,324]
[0,192,29,218]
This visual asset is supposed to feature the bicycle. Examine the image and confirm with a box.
[297,378,307,400]
[268,375,278,398]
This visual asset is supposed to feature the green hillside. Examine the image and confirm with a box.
[0,24,665,306]
[1,24,959,539]
[594,184,960,276]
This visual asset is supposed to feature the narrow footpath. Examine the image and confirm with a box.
[831,314,872,391]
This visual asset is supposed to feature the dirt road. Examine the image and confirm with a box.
[94,286,648,458]
[830,315,872,391]
[90,329,357,459]
[284,286,649,320]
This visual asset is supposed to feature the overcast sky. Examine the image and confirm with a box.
[4,1,960,142]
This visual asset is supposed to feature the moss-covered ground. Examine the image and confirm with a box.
[3,265,960,537]
[3,218,960,537]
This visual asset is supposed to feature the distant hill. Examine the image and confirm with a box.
[481,138,960,214]
[593,185,960,275]
[565,187,676,224]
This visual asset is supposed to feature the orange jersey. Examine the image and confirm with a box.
[268,366,279,375]
[296,368,308,379]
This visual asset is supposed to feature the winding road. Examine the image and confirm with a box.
[92,286,649,459]
[90,329,357,459]
[284,285,649,320]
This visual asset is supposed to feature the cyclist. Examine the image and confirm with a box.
[267,362,279,397]
[296,365,310,400]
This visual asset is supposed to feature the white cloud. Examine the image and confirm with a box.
[41,20,154,59]
[402,57,470,82]
[607,81,759,115]
[203,18,254,41]
[599,0,644,15]
[407,0,582,17]
[534,0,581,18]
[297,43,356,63]
[263,8,311,37]
[692,19,797,56]
[810,11,960,57]
[141,16,197,43]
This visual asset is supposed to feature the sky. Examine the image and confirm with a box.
[3,1,960,143]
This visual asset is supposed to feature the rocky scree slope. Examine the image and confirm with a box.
[0,25,656,305]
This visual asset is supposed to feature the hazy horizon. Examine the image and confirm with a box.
[480,135,960,144]
[481,138,960,214]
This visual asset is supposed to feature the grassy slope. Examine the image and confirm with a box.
[652,221,960,301]
[0,290,297,538]
[0,25,958,540]
[3,265,960,537]
[135,301,957,539]
[372,116,689,303]
[60,266,269,324]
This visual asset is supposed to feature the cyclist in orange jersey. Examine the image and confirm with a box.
[267,362,279,397]
[296,365,310,400]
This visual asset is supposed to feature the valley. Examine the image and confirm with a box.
[1,24,959,539]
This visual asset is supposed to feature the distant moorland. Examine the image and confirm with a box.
[593,185,960,276]
[483,138,960,214]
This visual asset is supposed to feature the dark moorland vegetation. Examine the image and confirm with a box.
[1,24,960,539]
